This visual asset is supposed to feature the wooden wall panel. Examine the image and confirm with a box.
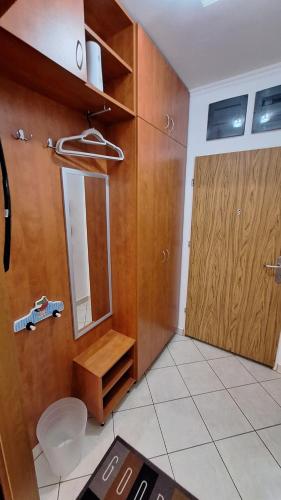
[0,217,38,499]
[0,76,112,446]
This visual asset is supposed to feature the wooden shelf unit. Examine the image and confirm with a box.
[0,28,135,123]
[73,330,135,423]
[84,0,133,47]
[84,0,136,112]
[0,0,136,123]
[85,25,133,80]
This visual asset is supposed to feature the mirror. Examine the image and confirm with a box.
[62,167,112,339]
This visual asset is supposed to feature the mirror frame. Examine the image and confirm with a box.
[62,167,113,339]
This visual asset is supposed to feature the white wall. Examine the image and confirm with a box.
[178,62,281,334]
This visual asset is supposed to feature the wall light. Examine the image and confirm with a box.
[260,113,271,124]
[233,118,243,128]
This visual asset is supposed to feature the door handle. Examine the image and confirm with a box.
[165,249,170,261]
[161,250,166,263]
[264,257,281,284]
[76,40,83,70]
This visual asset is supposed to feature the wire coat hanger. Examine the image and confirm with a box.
[55,128,124,161]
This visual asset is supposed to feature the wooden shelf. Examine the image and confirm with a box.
[84,0,133,40]
[102,356,133,397]
[73,330,136,423]
[85,24,133,81]
[0,28,135,123]
[74,329,135,377]
[103,375,135,419]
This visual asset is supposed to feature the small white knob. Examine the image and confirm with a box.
[53,310,62,318]
[26,322,36,331]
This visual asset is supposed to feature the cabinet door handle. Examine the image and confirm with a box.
[170,117,175,133]
[165,249,170,261]
[161,250,166,263]
[164,114,170,130]
[76,40,83,70]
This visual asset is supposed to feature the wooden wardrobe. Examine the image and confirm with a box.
[110,26,189,378]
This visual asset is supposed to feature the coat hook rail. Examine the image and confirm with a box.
[87,106,112,119]
[12,129,33,141]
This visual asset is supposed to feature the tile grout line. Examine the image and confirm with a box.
[168,342,243,499]
[144,373,175,480]
[257,381,281,410]
[202,351,281,472]
[235,356,281,413]
[232,358,281,470]
[57,472,91,485]
[56,482,60,500]
[34,450,43,462]
[235,356,281,394]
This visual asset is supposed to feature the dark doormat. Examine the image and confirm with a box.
[77,436,197,499]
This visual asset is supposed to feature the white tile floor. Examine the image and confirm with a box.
[35,333,281,500]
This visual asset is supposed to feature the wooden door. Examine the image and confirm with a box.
[0,0,87,80]
[137,26,189,146]
[137,118,169,377]
[186,148,281,366]
[166,138,186,339]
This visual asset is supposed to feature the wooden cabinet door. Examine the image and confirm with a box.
[137,25,189,146]
[0,0,87,80]
[137,118,169,377]
[169,74,189,147]
[137,25,171,136]
[166,138,186,339]
[186,149,281,367]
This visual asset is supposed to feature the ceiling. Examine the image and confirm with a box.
[119,0,281,89]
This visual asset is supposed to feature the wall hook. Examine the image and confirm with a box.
[14,296,64,333]
[13,128,33,142]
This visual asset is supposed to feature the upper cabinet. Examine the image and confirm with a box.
[0,0,87,81]
[137,25,189,147]
[0,0,136,121]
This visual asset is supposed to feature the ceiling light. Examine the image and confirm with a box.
[201,0,220,7]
